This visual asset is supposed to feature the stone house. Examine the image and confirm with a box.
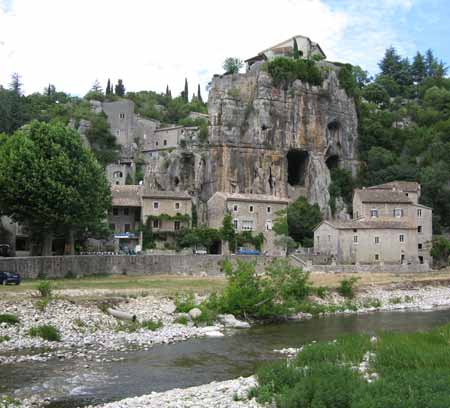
[106,161,135,186]
[108,185,143,251]
[141,189,192,232]
[245,35,326,69]
[207,192,289,256]
[314,181,432,265]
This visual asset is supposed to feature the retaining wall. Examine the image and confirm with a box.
[0,255,275,279]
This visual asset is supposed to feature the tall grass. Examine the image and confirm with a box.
[253,323,450,408]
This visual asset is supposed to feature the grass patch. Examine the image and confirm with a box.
[252,323,450,407]
[116,319,163,333]
[37,280,53,298]
[0,335,10,343]
[35,297,50,311]
[29,325,61,341]
[174,292,197,313]
[337,276,360,298]
[0,314,19,325]
[174,315,189,325]
[141,319,163,331]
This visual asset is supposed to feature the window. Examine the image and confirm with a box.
[119,113,125,119]
[374,236,380,244]
[115,129,120,137]
[249,205,254,213]
[174,221,181,231]
[233,219,238,229]
[265,220,273,231]
[241,220,254,231]
[418,243,423,250]
[418,226,422,233]
[233,205,238,212]
[419,256,424,264]
[156,141,159,146]
[267,206,271,214]
[394,208,403,218]
[175,202,180,210]
[113,171,123,178]
[163,140,167,146]
[417,209,422,217]
[153,219,160,228]
[375,254,380,261]
[153,202,159,209]
[112,207,119,216]
[370,209,379,218]
[353,235,358,244]
[124,208,129,216]
[356,211,359,218]
[399,234,405,243]
[124,224,131,232]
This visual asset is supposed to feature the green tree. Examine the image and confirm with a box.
[0,121,111,255]
[223,57,243,74]
[9,73,22,95]
[115,79,125,97]
[274,197,321,247]
[412,52,426,84]
[105,79,112,95]
[197,84,203,104]
[293,38,300,60]
[183,78,189,103]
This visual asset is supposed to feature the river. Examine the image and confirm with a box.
[2,308,450,407]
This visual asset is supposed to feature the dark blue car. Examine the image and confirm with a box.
[0,272,21,285]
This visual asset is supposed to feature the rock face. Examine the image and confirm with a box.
[206,65,359,217]
[144,64,358,218]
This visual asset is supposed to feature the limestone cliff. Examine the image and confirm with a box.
[205,64,359,217]
[144,63,358,219]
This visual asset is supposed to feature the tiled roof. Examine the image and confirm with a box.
[111,185,142,207]
[142,189,192,200]
[368,181,420,193]
[319,219,415,230]
[211,192,290,204]
[355,189,412,204]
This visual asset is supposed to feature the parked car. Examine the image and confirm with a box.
[0,271,21,285]
[237,247,260,256]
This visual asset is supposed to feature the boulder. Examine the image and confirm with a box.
[188,307,202,319]
[217,314,250,329]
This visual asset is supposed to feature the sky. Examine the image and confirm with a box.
[0,0,449,97]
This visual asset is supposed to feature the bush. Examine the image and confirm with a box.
[29,325,61,341]
[174,292,197,313]
[267,57,323,88]
[0,314,19,325]
[337,277,360,298]
[37,280,52,298]
[0,335,10,343]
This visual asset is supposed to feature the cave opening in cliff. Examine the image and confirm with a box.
[287,150,309,186]
[326,154,340,170]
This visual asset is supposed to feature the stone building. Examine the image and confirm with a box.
[314,181,432,265]
[108,185,143,251]
[106,161,135,186]
[207,192,289,256]
[141,189,192,232]
[245,34,326,69]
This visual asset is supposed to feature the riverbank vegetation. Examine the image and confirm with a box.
[251,323,450,407]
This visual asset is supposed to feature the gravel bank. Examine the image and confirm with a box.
[87,376,261,408]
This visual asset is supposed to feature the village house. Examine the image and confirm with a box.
[108,185,143,251]
[245,34,326,69]
[314,181,432,265]
[106,160,135,186]
[207,192,289,256]
[141,189,192,232]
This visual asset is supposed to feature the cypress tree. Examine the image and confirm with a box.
[293,37,300,60]
[165,84,170,97]
[106,79,111,95]
[184,78,189,102]
[197,84,203,103]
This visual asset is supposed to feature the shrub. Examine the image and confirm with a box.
[174,292,197,313]
[29,325,61,341]
[0,335,10,343]
[337,277,360,298]
[141,319,163,331]
[315,286,329,299]
[37,280,52,298]
[0,314,19,325]
[35,297,50,312]
[267,57,323,88]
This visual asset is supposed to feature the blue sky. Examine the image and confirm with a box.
[0,0,448,95]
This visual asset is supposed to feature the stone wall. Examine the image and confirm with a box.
[0,255,275,279]
[305,262,431,274]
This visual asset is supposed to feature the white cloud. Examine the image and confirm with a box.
[0,0,419,96]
